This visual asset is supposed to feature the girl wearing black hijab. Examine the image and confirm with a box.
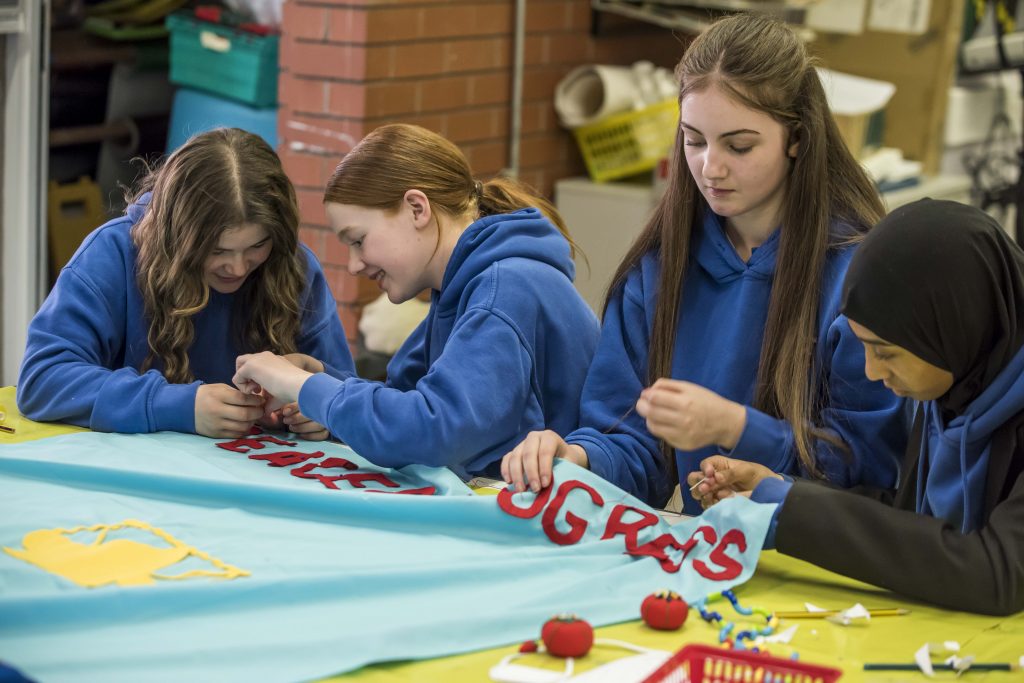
[687,198,1024,615]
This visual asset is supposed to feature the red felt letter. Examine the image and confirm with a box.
[291,457,358,489]
[627,533,691,573]
[497,484,553,519]
[693,528,747,581]
[601,504,660,547]
[216,435,298,453]
[541,480,604,546]
[250,450,325,468]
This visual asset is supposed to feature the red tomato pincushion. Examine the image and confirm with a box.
[540,614,593,657]
[641,590,689,630]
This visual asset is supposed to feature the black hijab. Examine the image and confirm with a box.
[840,198,1024,414]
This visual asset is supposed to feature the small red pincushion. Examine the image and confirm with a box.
[518,640,539,653]
[641,590,689,630]
[540,614,594,658]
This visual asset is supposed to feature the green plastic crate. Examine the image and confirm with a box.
[166,12,278,108]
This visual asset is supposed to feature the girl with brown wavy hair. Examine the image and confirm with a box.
[231,124,599,480]
[18,128,354,439]
[501,13,907,511]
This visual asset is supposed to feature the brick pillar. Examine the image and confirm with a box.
[278,1,683,347]
[279,1,374,352]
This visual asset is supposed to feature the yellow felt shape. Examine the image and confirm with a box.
[3,520,249,588]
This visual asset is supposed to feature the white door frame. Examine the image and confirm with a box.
[2,0,47,386]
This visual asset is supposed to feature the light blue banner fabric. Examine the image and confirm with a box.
[0,431,773,682]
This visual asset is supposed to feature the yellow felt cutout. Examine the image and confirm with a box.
[3,519,250,588]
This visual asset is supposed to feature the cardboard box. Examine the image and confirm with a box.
[833,109,887,159]
[808,0,963,174]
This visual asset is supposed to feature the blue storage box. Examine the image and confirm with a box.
[166,87,277,153]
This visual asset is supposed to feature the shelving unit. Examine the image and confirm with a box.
[0,0,21,33]
[590,0,815,35]
[46,24,172,287]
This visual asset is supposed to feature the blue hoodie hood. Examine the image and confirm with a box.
[693,209,780,283]
[126,192,151,223]
[918,342,1024,532]
[437,208,575,312]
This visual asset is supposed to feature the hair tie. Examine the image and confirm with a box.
[474,180,483,201]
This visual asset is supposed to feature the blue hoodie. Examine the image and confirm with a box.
[566,210,907,510]
[17,194,355,434]
[298,208,600,479]
[918,343,1024,532]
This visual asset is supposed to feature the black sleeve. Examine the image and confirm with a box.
[775,468,1024,616]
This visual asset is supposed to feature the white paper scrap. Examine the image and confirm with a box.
[825,602,871,626]
[915,642,936,677]
[945,654,975,673]
[761,625,799,645]
[914,641,963,677]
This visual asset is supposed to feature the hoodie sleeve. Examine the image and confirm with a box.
[297,306,533,470]
[295,247,355,380]
[564,278,676,508]
[384,317,430,391]
[727,313,905,488]
[16,264,198,434]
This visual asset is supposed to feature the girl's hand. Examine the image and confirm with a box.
[283,353,325,374]
[195,383,266,438]
[233,352,312,406]
[686,455,781,509]
[279,402,330,441]
[635,379,746,451]
[500,430,589,493]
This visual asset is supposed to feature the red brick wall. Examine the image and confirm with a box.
[278,0,685,347]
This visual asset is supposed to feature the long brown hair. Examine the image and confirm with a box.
[130,127,304,383]
[607,14,885,477]
[323,123,578,255]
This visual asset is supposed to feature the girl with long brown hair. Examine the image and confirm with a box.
[501,13,907,511]
[18,128,354,439]
[231,124,600,480]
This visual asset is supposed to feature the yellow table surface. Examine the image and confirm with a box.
[324,549,1022,683]
[0,386,86,444]
[2,387,1020,681]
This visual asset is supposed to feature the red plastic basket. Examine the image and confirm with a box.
[641,643,842,683]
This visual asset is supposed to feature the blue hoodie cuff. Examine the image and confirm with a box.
[298,372,347,428]
[564,434,603,473]
[321,360,355,381]
[750,476,792,550]
[722,406,794,472]
[152,382,200,433]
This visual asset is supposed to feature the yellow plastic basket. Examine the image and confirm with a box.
[572,98,679,182]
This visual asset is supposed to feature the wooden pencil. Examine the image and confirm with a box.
[774,607,910,619]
